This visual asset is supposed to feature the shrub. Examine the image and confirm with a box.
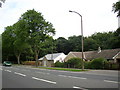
[84,61,92,69]
[66,57,82,68]
[54,61,64,67]
[91,58,107,69]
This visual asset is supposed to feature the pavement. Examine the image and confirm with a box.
[0,65,120,89]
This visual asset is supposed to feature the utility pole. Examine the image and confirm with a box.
[69,10,84,70]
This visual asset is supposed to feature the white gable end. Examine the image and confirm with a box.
[54,53,66,63]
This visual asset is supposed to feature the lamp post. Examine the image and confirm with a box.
[69,10,84,70]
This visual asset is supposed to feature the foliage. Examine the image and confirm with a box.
[113,0,120,17]
[90,32,115,49]
[90,58,107,69]
[68,35,82,52]
[54,61,64,67]
[0,0,6,7]
[19,9,55,66]
[66,57,82,68]
[84,61,92,69]
[113,28,120,48]
[55,37,70,54]
[2,9,55,65]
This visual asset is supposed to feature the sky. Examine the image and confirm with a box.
[0,0,119,39]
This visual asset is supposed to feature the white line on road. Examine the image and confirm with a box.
[14,72,26,77]
[73,86,88,90]
[5,70,11,72]
[0,68,3,70]
[32,77,56,84]
[104,80,119,84]
[58,75,87,80]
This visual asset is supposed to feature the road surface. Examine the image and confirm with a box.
[0,65,119,89]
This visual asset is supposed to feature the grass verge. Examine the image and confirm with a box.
[37,67,88,72]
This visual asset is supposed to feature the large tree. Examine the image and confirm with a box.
[113,0,120,17]
[19,9,55,67]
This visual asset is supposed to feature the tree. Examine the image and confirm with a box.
[19,9,55,67]
[0,0,6,7]
[68,35,82,52]
[90,32,114,49]
[113,27,120,48]
[113,0,120,17]
[2,26,15,62]
[12,20,31,64]
[55,37,70,54]
[84,37,98,51]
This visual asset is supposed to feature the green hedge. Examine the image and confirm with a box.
[90,58,107,69]
[54,57,119,70]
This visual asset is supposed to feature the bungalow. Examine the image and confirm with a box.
[64,48,120,63]
[39,53,66,67]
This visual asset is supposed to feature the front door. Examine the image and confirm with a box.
[43,60,47,67]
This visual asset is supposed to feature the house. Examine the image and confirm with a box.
[64,48,120,63]
[39,53,66,67]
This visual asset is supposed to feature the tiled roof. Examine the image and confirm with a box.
[70,48,120,60]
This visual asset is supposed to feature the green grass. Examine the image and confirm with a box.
[13,64,88,72]
[37,67,88,72]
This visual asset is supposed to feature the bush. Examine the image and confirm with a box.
[66,57,82,68]
[91,58,107,69]
[84,61,92,69]
[54,61,64,67]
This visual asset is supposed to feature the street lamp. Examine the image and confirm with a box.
[69,10,84,70]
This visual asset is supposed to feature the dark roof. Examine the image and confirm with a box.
[93,49,120,60]
[70,48,120,60]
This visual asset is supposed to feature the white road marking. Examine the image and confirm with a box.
[32,77,56,84]
[14,72,26,77]
[0,68,3,70]
[104,80,119,84]
[5,70,11,72]
[73,86,88,90]
[35,71,50,75]
[58,75,87,79]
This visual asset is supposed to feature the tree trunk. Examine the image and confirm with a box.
[15,53,21,65]
[35,52,39,67]
[17,54,20,65]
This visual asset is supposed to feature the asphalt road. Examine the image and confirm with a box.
[0,65,119,89]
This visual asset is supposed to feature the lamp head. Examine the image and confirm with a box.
[69,10,73,12]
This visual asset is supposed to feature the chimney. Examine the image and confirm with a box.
[98,47,101,53]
